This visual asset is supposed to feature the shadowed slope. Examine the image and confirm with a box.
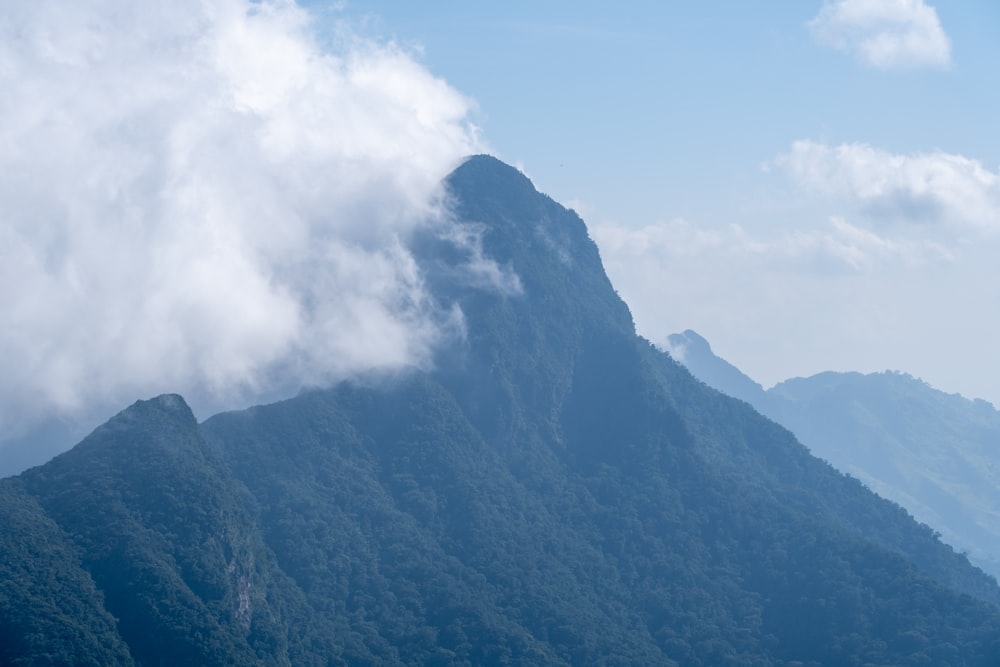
[3,157,1000,666]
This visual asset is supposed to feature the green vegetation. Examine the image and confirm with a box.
[670,328,1000,580]
[2,156,999,665]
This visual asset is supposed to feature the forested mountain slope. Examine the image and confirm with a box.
[668,328,1000,580]
[2,156,1000,666]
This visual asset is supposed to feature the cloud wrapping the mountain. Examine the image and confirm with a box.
[809,0,951,70]
[0,0,480,435]
[774,140,1000,234]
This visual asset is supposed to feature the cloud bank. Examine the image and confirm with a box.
[774,140,1000,234]
[591,135,1000,409]
[0,0,481,438]
[593,214,951,281]
[592,210,981,408]
[809,0,951,70]
[594,139,996,311]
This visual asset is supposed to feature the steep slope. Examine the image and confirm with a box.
[665,329,771,410]
[771,371,1000,579]
[438,157,999,605]
[666,329,1000,581]
[10,395,353,666]
[0,480,133,666]
[3,156,1000,665]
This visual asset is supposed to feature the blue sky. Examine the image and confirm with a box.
[329,0,1000,404]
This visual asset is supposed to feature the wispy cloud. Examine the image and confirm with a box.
[591,210,965,399]
[593,215,951,277]
[426,221,524,296]
[809,0,951,70]
[773,140,1000,234]
[0,0,481,437]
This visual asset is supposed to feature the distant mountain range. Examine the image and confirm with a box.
[667,328,1000,581]
[3,157,1000,665]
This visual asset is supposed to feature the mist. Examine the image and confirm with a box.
[0,0,481,458]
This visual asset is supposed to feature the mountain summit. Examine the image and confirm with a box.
[665,329,769,408]
[3,157,1000,665]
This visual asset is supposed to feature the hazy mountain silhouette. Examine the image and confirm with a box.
[664,330,770,409]
[3,157,1000,665]
[667,328,1000,581]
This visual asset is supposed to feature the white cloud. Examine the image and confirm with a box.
[588,136,1000,412]
[592,214,951,278]
[0,0,482,439]
[590,212,991,410]
[774,140,1000,234]
[433,222,524,296]
[809,0,951,70]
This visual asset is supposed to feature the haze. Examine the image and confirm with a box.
[332,0,1000,406]
[2,0,999,460]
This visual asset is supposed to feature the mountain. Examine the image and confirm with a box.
[666,329,1000,581]
[665,330,771,409]
[3,156,1000,665]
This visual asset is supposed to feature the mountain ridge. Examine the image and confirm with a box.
[3,156,1000,665]
[667,328,1000,581]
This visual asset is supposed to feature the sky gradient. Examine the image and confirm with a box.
[331,0,1000,404]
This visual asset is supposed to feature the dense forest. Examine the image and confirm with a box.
[2,156,999,665]
[668,328,1000,580]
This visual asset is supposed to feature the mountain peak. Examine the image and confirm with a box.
[665,329,768,409]
[439,154,631,333]
[112,393,197,428]
[667,329,712,358]
[448,154,536,198]
[428,154,635,441]
[43,393,202,466]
